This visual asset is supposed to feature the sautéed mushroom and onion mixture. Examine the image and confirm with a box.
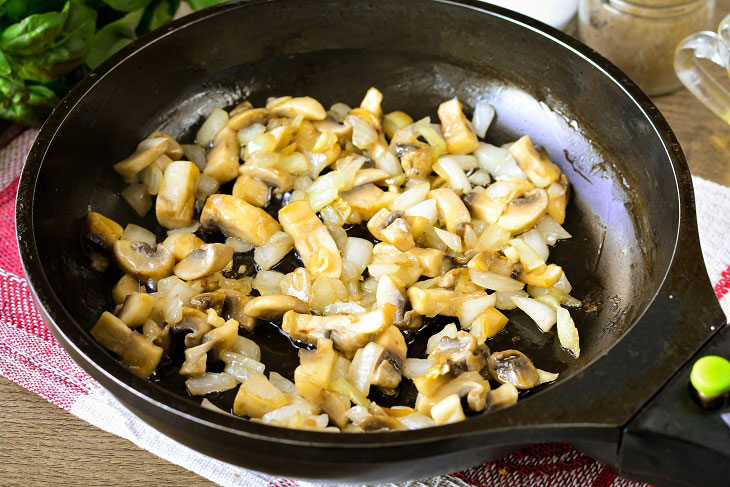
[86,88,583,432]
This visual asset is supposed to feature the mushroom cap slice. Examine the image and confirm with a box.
[497,188,549,234]
[112,274,144,305]
[148,131,184,160]
[313,117,352,140]
[173,307,214,348]
[269,96,327,120]
[201,194,282,247]
[203,127,240,184]
[86,212,123,252]
[416,370,489,416]
[117,292,154,328]
[162,232,205,261]
[91,311,162,378]
[437,98,479,155]
[508,135,562,188]
[239,165,293,194]
[244,294,309,320]
[227,107,272,131]
[487,349,539,389]
[218,288,254,331]
[113,137,169,181]
[156,160,201,229]
[428,188,471,233]
[190,291,227,314]
[114,240,175,281]
[174,243,234,280]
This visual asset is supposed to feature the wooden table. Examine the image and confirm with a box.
[1,16,729,487]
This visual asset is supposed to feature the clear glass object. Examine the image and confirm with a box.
[578,0,715,96]
[675,13,730,122]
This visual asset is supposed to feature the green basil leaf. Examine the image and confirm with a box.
[0,3,68,55]
[27,83,59,106]
[0,50,11,76]
[187,0,230,10]
[9,1,97,82]
[102,0,152,12]
[142,0,179,33]
[4,0,66,22]
[84,7,144,69]
[0,73,28,107]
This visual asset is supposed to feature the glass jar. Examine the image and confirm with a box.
[578,0,715,96]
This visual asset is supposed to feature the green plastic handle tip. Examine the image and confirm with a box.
[690,355,730,399]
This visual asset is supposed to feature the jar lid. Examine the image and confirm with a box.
[605,0,708,17]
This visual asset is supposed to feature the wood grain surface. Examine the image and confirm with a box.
[1,5,729,485]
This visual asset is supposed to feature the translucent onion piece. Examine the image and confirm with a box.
[434,227,462,252]
[495,290,529,310]
[253,270,285,295]
[237,123,266,146]
[458,294,497,330]
[536,369,560,385]
[141,164,163,195]
[468,169,491,187]
[472,101,495,138]
[474,143,510,174]
[556,307,580,358]
[254,231,294,270]
[342,238,373,278]
[553,272,572,294]
[347,114,377,150]
[186,372,237,395]
[398,411,436,429]
[122,183,152,217]
[348,342,384,396]
[403,358,435,379]
[535,215,572,246]
[224,363,258,383]
[441,154,478,171]
[232,336,261,361]
[122,224,156,247]
[324,302,367,315]
[226,237,254,253]
[162,295,184,324]
[269,371,297,395]
[433,156,471,194]
[511,296,557,332]
[404,199,438,225]
[306,171,344,211]
[198,174,220,196]
[196,108,229,147]
[426,323,458,355]
[520,229,549,262]
[167,222,200,235]
[392,182,430,211]
[201,398,234,416]
[181,144,207,171]
[469,269,524,292]
[328,103,351,123]
[345,405,372,425]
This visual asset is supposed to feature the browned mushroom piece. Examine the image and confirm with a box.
[239,165,293,194]
[360,414,403,432]
[546,174,569,224]
[428,188,471,233]
[162,233,205,261]
[227,107,272,131]
[190,291,227,314]
[395,310,423,331]
[148,131,184,160]
[488,382,519,409]
[86,212,123,252]
[232,174,270,207]
[217,288,254,331]
[173,243,234,280]
[487,349,540,389]
[437,98,479,155]
[116,292,154,328]
[312,116,352,141]
[269,96,327,120]
[91,312,163,378]
[113,137,169,181]
[204,127,240,184]
[367,209,415,252]
[244,294,308,320]
[429,331,489,373]
[200,316,239,361]
[156,160,201,229]
[416,370,490,416]
[395,142,432,179]
[112,274,144,305]
[114,240,175,281]
[508,135,562,188]
[497,188,549,234]
[201,194,281,247]
[172,307,213,348]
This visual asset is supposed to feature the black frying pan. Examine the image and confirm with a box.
[16,0,730,485]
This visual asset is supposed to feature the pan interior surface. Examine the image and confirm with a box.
[27,0,677,434]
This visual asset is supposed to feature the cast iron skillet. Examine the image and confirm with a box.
[16,0,729,484]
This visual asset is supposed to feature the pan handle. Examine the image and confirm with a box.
[618,323,730,487]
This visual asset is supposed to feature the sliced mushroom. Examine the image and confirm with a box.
[116,292,154,328]
[201,194,282,246]
[428,188,471,233]
[282,304,396,355]
[466,178,534,223]
[295,121,342,176]
[375,325,407,363]
[396,142,433,179]
[147,131,184,160]
[227,107,272,131]
[91,311,163,378]
[519,263,563,288]
[497,188,549,234]
[546,174,569,224]
[279,267,312,303]
[487,349,539,389]
[86,212,123,252]
[278,200,342,278]
[269,96,326,120]
[295,337,338,390]
[190,291,227,314]
[203,127,240,184]
[313,116,352,140]
[395,310,423,330]
[359,414,403,431]
[470,307,509,344]
[179,340,215,376]
[232,174,270,207]
[405,247,444,278]
[239,165,293,194]
[508,136,562,188]
[217,288,254,331]
[488,382,519,409]
[174,243,234,280]
[173,307,214,348]
[416,371,490,416]
[200,315,239,361]
[340,183,389,221]
[371,359,401,390]
[156,160,201,229]
[112,274,144,305]
[352,168,390,187]
[113,137,169,181]
[437,98,479,155]
[234,371,289,418]
[376,276,406,322]
[244,294,308,320]
[430,331,489,372]
[367,209,415,252]
[162,233,205,261]
[408,287,490,318]
[114,240,175,281]
[359,87,383,118]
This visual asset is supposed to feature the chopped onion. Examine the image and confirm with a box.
[472,101,495,138]
[328,103,351,123]
[468,169,491,187]
[495,155,528,179]
[433,156,471,194]
[347,114,377,150]
[167,222,200,235]
[331,378,370,407]
[141,164,163,195]
[475,223,511,252]
[441,154,478,171]
[372,145,402,176]
[345,405,372,425]
[332,356,351,382]
[556,307,580,358]
[324,302,367,315]
[458,294,497,330]
[198,174,220,196]
[224,363,258,383]
[495,289,528,310]
[520,229,549,262]
[536,369,560,385]
[426,323,458,355]
[221,351,265,373]
[403,358,435,379]
[398,411,436,429]
[196,108,229,147]
[226,236,254,253]
[269,371,297,394]
[162,295,184,324]
[122,224,156,247]
[181,144,207,171]
[434,227,462,252]
[474,143,510,174]
[535,215,572,245]
[232,336,261,361]
[306,170,344,211]
[342,238,373,278]
[164,279,197,305]
[511,296,557,332]
[278,152,309,176]
[392,182,430,211]
[186,372,237,395]
[347,342,384,396]
[553,272,572,294]
[469,269,524,292]
[327,225,348,253]
[237,123,266,146]
[261,402,316,426]
[253,270,285,295]
[562,295,582,307]
[404,199,438,225]
[122,183,152,217]
[293,176,313,191]
[201,398,234,416]
[254,231,294,270]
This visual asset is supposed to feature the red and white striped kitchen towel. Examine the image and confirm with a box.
[2,129,726,487]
